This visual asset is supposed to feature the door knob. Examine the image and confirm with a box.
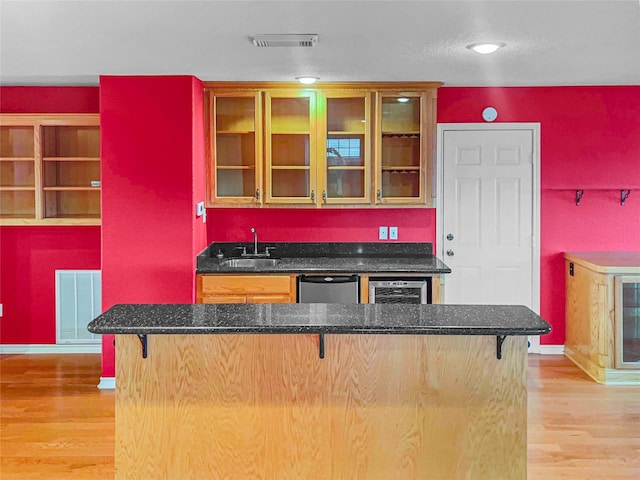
[446,250,454,257]
[446,233,454,241]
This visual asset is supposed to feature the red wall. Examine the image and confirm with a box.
[439,86,640,344]
[0,227,100,343]
[192,78,208,271]
[207,208,436,244]
[100,76,207,377]
[208,86,640,346]
[3,84,638,352]
[0,87,100,345]
[0,86,99,114]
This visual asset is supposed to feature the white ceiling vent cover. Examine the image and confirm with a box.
[249,34,318,48]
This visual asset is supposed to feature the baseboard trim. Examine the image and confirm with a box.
[539,345,565,355]
[0,344,101,354]
[98,376,116,390]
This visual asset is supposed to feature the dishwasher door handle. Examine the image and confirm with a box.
[298,275,359,284]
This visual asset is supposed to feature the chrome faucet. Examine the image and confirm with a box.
[251,227,258,255]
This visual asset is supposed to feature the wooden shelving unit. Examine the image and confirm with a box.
[0,114,101,225]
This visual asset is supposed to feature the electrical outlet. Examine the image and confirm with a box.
[0,303,3,317]
[389,226,398,240]
[379,226,388,240]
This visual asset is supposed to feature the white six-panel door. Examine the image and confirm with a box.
[437,124,540,351]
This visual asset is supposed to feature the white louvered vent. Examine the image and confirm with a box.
[56,270,101,344]
[249,34,318,47]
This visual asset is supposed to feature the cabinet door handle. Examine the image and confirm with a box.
[377,189,382,201]
[255,189,260,200]
[322,190,327,203]
[311,190,315,202]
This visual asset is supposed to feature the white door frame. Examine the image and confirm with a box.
[435,123,541,352]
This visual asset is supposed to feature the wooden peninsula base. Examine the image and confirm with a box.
[116,334,527,479]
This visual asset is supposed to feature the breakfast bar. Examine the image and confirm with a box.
[89,303,550,480]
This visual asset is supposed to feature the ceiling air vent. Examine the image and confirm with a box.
[249,34,318,48]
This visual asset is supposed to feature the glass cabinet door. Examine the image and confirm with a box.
[210,92,262,204]
[375,92,426,204]
[319,92,371,204]
[616,276,640,368]
[265,91,316,204]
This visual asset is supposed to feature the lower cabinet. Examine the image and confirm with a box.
[196,274,297,304]
[564,253,640,384]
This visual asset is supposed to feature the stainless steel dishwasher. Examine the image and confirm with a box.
[297,275,360,303]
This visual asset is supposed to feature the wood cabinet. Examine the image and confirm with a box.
[319,90,371,204]
[564,252,640,384]
[208,91,262,204]
[196,274,297,304]
[375,91,435,204]
[0,114,100,225]
[265,90,317,204]
[205,82,440,208]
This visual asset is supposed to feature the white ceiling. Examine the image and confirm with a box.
[1,0,639,87]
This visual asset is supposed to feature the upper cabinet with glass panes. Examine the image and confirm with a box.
[318,91,371,205]
[205,82,440,208]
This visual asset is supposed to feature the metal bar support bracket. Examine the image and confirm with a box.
[138,334,148,359]
[319,333,325,359]
[496,335,507,360]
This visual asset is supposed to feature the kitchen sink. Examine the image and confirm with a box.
[220,257,281,268]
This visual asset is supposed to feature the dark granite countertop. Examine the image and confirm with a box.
[88,303,550,336]
[196,242,452,275]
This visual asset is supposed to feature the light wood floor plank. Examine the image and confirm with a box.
[1,353,638,479]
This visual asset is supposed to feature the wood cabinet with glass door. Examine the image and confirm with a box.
[265,90,317,204]
[564,252,640,384]
[0,114,100,225]
[209,91,262,205]
[616,276,640,370]
[374,92,433,205]
[317,91,371,205]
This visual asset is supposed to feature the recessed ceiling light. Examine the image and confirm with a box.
[466,43,506,54]
[295,76,320,85]
[397,97,410,103]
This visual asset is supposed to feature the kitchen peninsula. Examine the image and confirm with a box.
[89,303,550,480]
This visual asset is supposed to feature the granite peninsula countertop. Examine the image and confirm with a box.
[88,303,550,336]
[196,242,452,275]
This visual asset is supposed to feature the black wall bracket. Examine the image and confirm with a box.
[138,334,148,359]
[496,335,507,360]
[319,333,325,359]
[621,189,631,206]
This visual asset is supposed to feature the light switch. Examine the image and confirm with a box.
[379,226,388,240]
[389,226,398,240]
[196,201,205,216]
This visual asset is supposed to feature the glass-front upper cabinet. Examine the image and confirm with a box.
[209,92,262,204]
[318,91,371,205]
[616,276,640,369]
[374,92,427,204]
[265,91,317,204]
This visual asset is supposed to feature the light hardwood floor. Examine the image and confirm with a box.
[0,353,638,479]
